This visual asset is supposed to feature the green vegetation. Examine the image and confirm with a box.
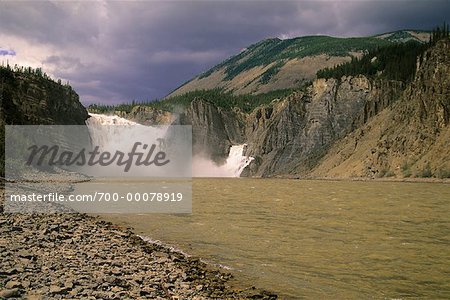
[401,161,412,178]
[317,41,428,82]
[88,88,299,115]
[0,125,4,178]
[317,24,449,82]
[416,162,433,178]
[379,30,425,43]
[436,167,450,179]
[88,100,145,114]
[0,64,72,88]
[429,22,450,45]
[377,168,395,178]
[259,62,284,84]
[199,35,394,81]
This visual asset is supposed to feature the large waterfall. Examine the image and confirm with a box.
[86,113,139,126]
[85,114,253,177]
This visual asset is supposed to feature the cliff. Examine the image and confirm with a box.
[0,68,88,125]
[133,74,401,176]
[114,106,174,126]
[0,67,89,176]
[178,98,245,163]
[243,76,404,176]
[311,40,450,178]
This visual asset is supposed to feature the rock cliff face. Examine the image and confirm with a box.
[0,70,88,125]
[126,74,408,177]
[177,99,245,163]
[114,106,174,126]
[0,68,89,176]
[312,40,450,178]
[243,76,403,176]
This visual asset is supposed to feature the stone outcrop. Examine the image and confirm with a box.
[0,70,88,125]
[115,106,174,126]
[157,74,403,177]
[130,75,405,176]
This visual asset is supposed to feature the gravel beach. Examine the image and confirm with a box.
[0,186,277,299]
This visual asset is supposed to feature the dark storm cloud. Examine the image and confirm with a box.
[0,1,448,105]
[0,2,102,47]
[339,0,450,36]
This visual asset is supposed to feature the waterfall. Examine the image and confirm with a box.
[86,114,253,178]
[223,145,254,177]
[86,113,147,149]
[84,113,171,177]
[86,113,138,126]
[192,144,254,178]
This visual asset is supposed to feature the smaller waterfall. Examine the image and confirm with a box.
[223,145,254,177]
[192,144,254,177]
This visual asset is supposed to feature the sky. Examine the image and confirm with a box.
[0,0,449,105]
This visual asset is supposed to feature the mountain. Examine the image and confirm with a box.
[155,39,447,178]
[167,30,430,98]
[91,30,448,179]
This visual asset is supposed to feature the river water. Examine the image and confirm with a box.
[100,178,450,299]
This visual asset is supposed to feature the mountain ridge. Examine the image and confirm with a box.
[167,30,430,98]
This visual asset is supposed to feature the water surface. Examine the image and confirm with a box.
[100,179,450,299]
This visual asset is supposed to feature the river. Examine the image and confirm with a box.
[99,178,450,299]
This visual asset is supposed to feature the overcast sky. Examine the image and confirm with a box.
[0,1,449,105]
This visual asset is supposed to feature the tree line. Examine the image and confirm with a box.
[0,64,72,89]
[88,88,299,115]
[317,24,449,82]
[429,22,450,45]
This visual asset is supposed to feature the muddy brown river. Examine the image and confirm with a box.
[100,179,450,299]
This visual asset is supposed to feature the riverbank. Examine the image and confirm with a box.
[0,189,277,299]
[271,174,450,183]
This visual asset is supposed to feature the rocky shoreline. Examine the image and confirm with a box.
[0,188,277,299]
